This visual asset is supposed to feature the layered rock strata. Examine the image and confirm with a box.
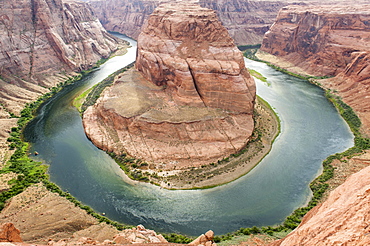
[260,5,370,135]
[88,0,286,45]
[259,5,370,245]
[261,5,370,76]
[0,0,123,166]
[0,0,120,117]
[83,2,255,170]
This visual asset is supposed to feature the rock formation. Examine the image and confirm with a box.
[261,5,370,76]
[260,4,370,135]
[0,0,120,117]
[270,163,370,246]
[189,230,216,246]
[88,0,286,45]
[83,2,255,171]
[0,0,123,167]
[0,223,22,242]
[88,0,369,46]
[258,4,370,245]
[112,225,168,244]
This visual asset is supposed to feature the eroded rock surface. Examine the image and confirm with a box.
[260,4,370,135]
[0,184,119,244]
[83,2,255,171]
[0,0,120,116]
[270,164,370,246]
[0,0,124,168]
[261,5,370,76]
[89,0,286,45]
[135,2,255,113]
[0,223,22,242]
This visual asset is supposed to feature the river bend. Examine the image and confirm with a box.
[24,34,354,236]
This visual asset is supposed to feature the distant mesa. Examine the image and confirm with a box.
[83,2,256,171]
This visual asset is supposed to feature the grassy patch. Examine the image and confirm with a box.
[248,68,269,85]
[73,86,95,111]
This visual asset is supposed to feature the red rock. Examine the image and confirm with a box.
[135,2,255,113]
[261,5,370,77]
[260,4,370,134]
[89,0,286,45]
[0,223,22,242]
[83,2,255,172]
[0,0,121,116]
[270,165,370,246]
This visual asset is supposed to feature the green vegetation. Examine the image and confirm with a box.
[73,86,95,111]
[162,233,194,244]
[242,48,332,81]
[80,62,134,113]
[248,68,269,85]
[2,67,131,231]
[43,180,130,230]
[108,152,155,184]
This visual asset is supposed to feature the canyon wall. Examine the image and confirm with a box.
[260,4,370,245]
[88,0,287,45]
[83,2,256,172]
[0,0,120,116]
[261,5,370,76]
[260,5,370,135]
[0,0,122,165]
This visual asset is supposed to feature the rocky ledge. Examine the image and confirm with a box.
[83,2,255,174]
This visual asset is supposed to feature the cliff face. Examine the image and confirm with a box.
[271,160,370,246]
[260,5,370,135]
[135,2,255,113]
[83,2,255,172]
[261,5,370,76]
[259,5,370,245]
[324,52,370,136]
[0,0,121,166]
[88,0,286,45]
[0,0,119,116]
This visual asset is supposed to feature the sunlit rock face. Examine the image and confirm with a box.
[88,0,286,45]
[0,0,120,115]
[83,2,256,170]
[270,164,370,246]
[135,1,255,113]
[260,4,370,135]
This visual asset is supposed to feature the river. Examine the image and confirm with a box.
[23,34,354,236]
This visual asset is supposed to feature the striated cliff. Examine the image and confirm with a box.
[261,5,370,76]
[88,0,287,45]
[0,0,123,166]
[259,4,370,245]
[0,0,120,117]
[83,2,256,174]
[260,5,370,135]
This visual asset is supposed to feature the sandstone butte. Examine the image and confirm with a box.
[83,1,256,171]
